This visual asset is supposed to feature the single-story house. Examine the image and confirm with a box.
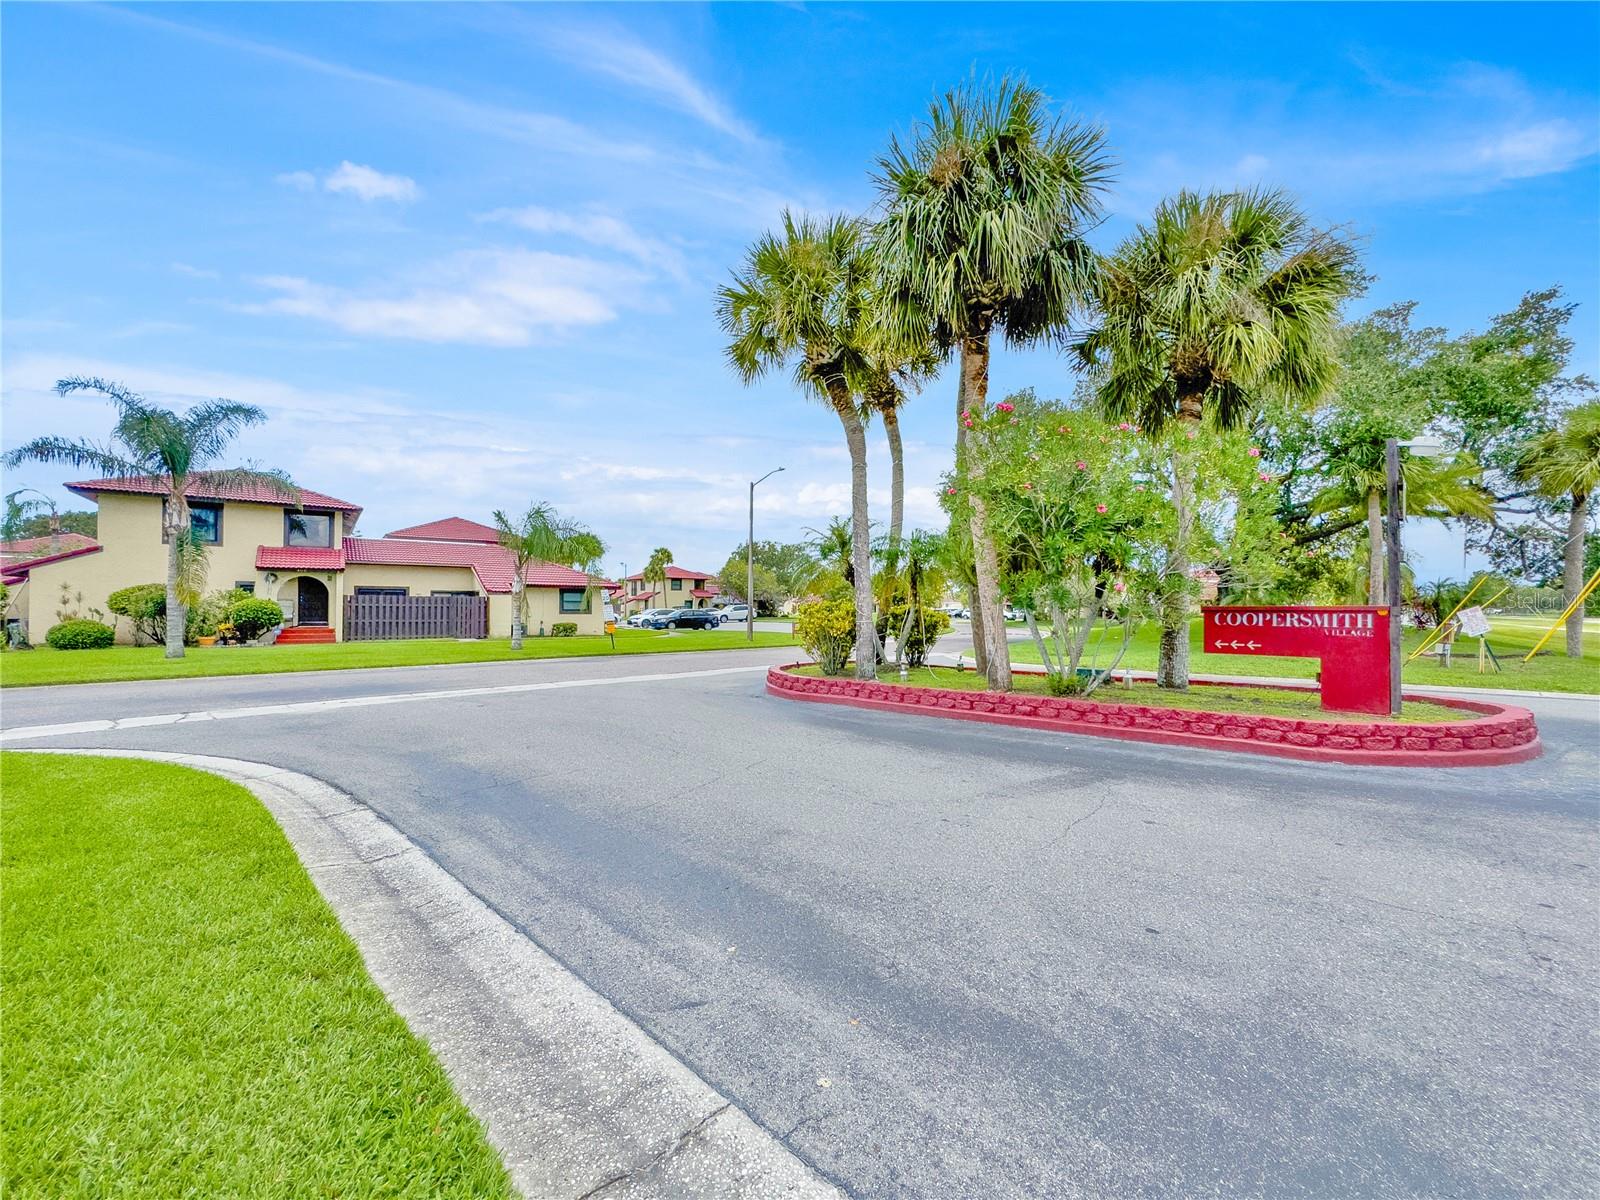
[1,532,99,566]
[617,565,720,615]
[2,477,605,643]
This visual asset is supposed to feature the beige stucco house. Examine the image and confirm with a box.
[617,565,721,616]
[2,479,604,643]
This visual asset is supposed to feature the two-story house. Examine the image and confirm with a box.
[617,565,720,616]
[2,476,604,643]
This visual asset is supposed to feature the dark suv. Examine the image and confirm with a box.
[643,608,720,630]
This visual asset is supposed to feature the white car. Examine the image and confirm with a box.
[718,604,751,624]
[626,608,676,628]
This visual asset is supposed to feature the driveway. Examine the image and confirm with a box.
[6,649,1598,1198]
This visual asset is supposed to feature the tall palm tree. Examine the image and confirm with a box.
[643,545,674,613]
[493,503,605,649]
[3,377,295,659]
[2,489,63,554]
[875,77,1111,691]
[1312,450,1492,603]
[1081,189,1360,688]
[718,211,879,680]
[862,339,939,570]
[1514,399,1600,657]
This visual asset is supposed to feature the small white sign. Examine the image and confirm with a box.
[1457,606,1491,638]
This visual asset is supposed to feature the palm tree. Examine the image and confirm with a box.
[1514,399,1600,657]
[718,211,879,680]
[1312,450,1493,603]
[2,489,63,554]
[806,517,855,588]
[1081,189,1360,688]
[862,339,939,571]
[493,503,606,649]
[3,377,295,659]
[643,545,674,614]
[875,77,1111,691]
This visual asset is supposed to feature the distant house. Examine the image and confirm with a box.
[2,485,603,643]
[0,532,99,565]
[618,565,720,614]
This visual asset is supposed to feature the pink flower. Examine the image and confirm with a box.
[963,419,973,428]
[946,487,957,496]
[1113,580,1127,593]
[1248,446,1261,458]
[1095,503,1107,514]
[1022,482,1034,491]
[1185,429,1197,440]
[1075,460,1087,471]
[1257,471,1271,482]
[1117,422,1131,431]
[1058,425,1071,434]
[1135,485,1145,492]
[995,401,1015,413]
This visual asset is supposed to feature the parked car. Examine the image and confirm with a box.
[941,605,969,619]
[626,607,676,628]
[1003,607,1027,622]
[643,607,721,630]
[718,604,751,624]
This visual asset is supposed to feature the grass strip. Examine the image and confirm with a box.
[0,753,514,1199]
[793,665,1471,722]
[0,628,800,688]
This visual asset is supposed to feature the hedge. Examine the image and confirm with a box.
[45,620,116,650]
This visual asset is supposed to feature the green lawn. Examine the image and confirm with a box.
[0,627,800,688]
[796,665,1466,722]
[1001,617,1600,694]
[1,752,513,1199]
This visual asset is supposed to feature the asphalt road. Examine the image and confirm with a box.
[6,649,1598,1198]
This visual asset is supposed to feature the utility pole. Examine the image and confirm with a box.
[748,467,784,642]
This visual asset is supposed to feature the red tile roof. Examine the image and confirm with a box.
[342,537,591,594]
[257,546,346,571]
[385,516,502,544]
[0,533,99,561]
[689,588,718,599]
[623,590,658,603]
[66,474,363,515]
[625,566,713,582]
[0,542,103,583]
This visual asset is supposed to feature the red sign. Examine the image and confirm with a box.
[1201,605,1391,714]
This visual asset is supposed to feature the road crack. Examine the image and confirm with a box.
[576,1102,733,1199]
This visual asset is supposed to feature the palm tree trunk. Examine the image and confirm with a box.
[1366,488,1384,605]
[883,405,904,560]
[834,390,876,681]
[164,496,186,660]
[1565,490,1587,658]
[510,573,525,650]
[961,333,1010,691]
[1159,399,1203,691]
[954,354,987,679]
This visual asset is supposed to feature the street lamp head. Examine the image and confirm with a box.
[1400,436,1449,458]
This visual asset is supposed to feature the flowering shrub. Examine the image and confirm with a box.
[795,598,856,676]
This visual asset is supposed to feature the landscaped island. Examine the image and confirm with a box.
[769,664,1541,767]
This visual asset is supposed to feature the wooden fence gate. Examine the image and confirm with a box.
[343,594,488,641]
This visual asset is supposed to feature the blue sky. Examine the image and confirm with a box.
[4,2,1597,582]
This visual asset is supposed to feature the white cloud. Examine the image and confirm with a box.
[170,262,221,280]
[479,206,686,278]
[539,22,758,144]
[277,162,420,203]
[245,248,642,345]
[323,161,420,203]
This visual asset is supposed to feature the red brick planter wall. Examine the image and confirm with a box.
[767,665,1541,767]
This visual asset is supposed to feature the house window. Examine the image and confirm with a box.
[431,590,477,597]
[285,510,334,548]
[355,587,408,597]
[670,578,683,591]
[165,500,223,544]
[233,581,255,594]
[559,589,590,614]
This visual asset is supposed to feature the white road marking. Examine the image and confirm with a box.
[0,663,770,743]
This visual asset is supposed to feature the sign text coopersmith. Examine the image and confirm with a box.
[1201,605,1391,714]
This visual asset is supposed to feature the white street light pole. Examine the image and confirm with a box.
[748,467,784,642]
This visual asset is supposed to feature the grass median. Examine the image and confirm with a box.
[793,665,1468,722]
[0,627,801,688]
[0,752,513,1199]
[999,617,1599,694]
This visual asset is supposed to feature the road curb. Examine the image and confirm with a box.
[17,748,842,1200]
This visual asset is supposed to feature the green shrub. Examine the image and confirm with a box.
[108,583,167,644]
[875,604,951,668]
[795,599,856,676]
[45,619,116,650]
[551,622,577,637]
[227,598,284,641]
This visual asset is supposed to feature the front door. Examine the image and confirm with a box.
[297,577,330,626]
